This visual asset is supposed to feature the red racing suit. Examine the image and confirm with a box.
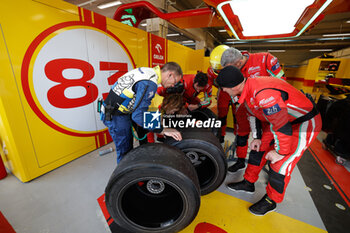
[240,52,285,79]
[157,74,212,108]
[207,66,217,87]
[239,77,321,203]
[158,74,212,109]
[207,66,234,139]
[151,74,212,143]
[235,52,285,159]
[183,74,212,109]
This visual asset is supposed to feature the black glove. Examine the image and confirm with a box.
[166,81,184,94]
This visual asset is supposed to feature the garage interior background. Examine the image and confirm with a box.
[1,0,350,182]
[0,0,350,232]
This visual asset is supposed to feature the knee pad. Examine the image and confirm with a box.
[236,134,249,147]
[268,168,286,194]
[248,150,265,166]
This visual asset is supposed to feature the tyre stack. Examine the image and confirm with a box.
[164,128,227,195]
[105,128,227,232]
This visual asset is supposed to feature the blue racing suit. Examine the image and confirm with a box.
[101,67,163,163]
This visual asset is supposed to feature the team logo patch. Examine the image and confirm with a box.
[270,56,277,65]
[271,62,280,71]
[259,96,276,107]
[143,110,161,130]
[248,66,260,73]
[148,91,155,99]
[263,103,281,116]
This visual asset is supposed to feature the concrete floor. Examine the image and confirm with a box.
[0,131,347,233]
[0,143,116,233]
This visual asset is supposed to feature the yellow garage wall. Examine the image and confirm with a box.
[332,59,350,79]
[202,56,210,72]
[167,41,205,74]
[285,65,308,90]
[285,57,350,100]
[1,0,103,182]
[0,0,208,182]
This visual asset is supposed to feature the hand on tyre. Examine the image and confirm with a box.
[162,128,182,141]
[250,139,261,152]
[179,107,188,115]
[188,104,199,111]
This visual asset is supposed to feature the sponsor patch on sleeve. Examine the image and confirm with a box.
[276,70,284,78]
[259,96,276,108]
[270,56,277,65]
[263,103,281,116]
[148,91,155,99]
[271,62,280,71]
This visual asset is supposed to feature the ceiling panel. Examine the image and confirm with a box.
[64,0,350,66]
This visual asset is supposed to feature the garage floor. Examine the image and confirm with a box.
[0,131,349,233]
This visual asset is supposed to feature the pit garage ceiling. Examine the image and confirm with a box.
[65,0,350,67]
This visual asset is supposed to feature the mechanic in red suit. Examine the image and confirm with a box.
[157,71,212,112]
[207,45,230,143]
[221,48,285,173]
[216,66,321,215]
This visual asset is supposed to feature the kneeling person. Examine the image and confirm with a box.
[216,66,321,216]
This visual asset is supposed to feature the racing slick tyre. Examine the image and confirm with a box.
[105,143,201,233]
[164,128,227,195]
[189,108,221,138]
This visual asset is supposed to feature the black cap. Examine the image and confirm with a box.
[216,66,244,88]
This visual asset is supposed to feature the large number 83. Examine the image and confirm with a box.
[45,58,127,109]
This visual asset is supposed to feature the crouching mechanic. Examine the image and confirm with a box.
[158,71,212,112]
[216,66,321,215]
[100,62,183,163]
[183,71,212,112]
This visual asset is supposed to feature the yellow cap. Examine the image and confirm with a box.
[210,45,230,70]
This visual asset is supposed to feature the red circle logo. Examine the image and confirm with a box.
[22,21,135,136]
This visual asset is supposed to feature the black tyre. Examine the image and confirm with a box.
[189,108,221,138]
[105,143,200,233]
[164,128,227,195]
[324,98,350,144]
[316,95,335,131]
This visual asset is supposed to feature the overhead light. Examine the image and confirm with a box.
[219,29,227,32]
[217,0,333,40]
[323,33,350,37]
[218,0,314,37]
[77,0,98,7]
[182,40,194,44]
[97,1,122,9]
[226,38,237,41]
[266,39,293,43]
[310,49,333,52]
[224,41,248,44]
[268,50,286,52]
[295,0,333,37]
[167,33,180,37]
[346,20,350,23]
[318,37,350,41]
[140,23,147,27]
